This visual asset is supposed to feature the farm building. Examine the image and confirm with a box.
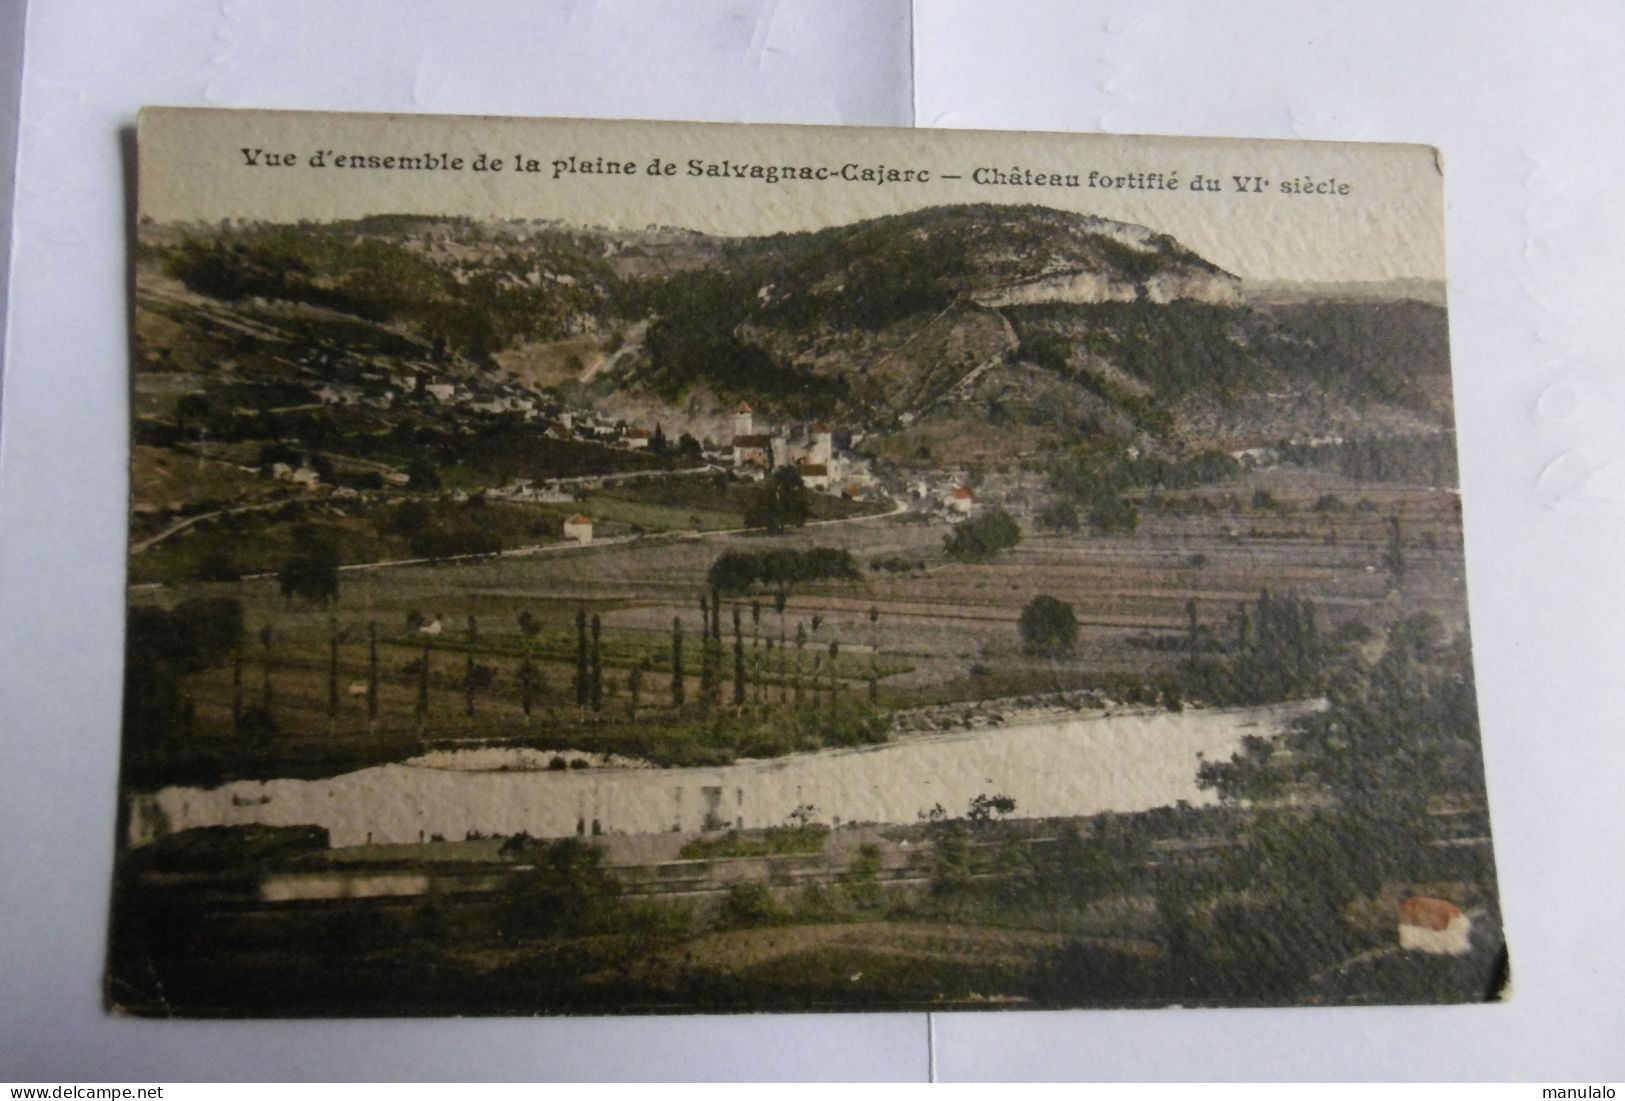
[563,514,594,545]
[623,427,651,450]
[1397,896,1472,955]
[948,486,976,515]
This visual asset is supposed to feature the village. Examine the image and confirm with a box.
[206,359,988,557]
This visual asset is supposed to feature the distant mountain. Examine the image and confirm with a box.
[1244,278,1447,307]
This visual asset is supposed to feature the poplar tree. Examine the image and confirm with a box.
[259,624,274,712]
[327,616,340,730]
[367,621,379,731]
[671,616,685,706]
[590,614,603,713]
[698,595,713,712]
[868,605,880,706]
[231,641,244,736]
[517,611,540,720]
[575,609,589,713]
[416,637,431,736]
[751,600,762,705]
[732,604,746,709]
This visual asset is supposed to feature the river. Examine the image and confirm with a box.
[128,700,1321,849]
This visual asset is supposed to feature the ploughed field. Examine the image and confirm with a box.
[129,467,1465,779]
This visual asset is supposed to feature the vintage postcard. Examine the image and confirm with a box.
[112,107,1504,1015]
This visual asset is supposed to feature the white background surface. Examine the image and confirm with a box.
[2,0,1623,1082]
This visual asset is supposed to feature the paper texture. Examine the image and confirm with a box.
[112,106,1503,1016]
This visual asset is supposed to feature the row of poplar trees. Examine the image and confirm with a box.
[227,596,883,740]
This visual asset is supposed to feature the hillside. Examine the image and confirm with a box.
[135,204,1453,463]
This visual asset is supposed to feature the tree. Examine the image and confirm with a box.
[416,636,431,735]
[174,391,220,441]
[670,616,685,706]
[794,621,807,704]
[1018,594,1079,656]
[1086,494,1139,535]
[868,605,881,705]
[1037,500,1080,533]
[406,456,441,491]
[517,611,541,720]
[750,600,763,704]
[944,507,1023,562]
[743,467,812,532]
[501,837,622,939]
[1384,513,1405,581]
[367,621,380,730]
[277,525,340,606]
[967,793,1017,824]
[589,614,603,713]
[574,610,589,712]
[123,598,245,750]
[731,604,745,709]
[774,588,789,701]
[629,661,645,720]
[698,595,713,712]
[464,639,478,717]
[326,615,340,728]
[231,639,244,735]
[259,624,275,712]
[707,588,723,708]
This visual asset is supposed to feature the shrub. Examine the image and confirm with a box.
[1018,595,1079,656]
[944,507,1022,561]
[1036,501,1080,533]
[1086,494,1138,535]
[708,547,861,594]
[717,882,783,928]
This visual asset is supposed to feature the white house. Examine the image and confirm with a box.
[1397,896,1472,956]
[732,400,754,439]
[796,460,830,491]
[563,514,594,545]
[732,433,774,469]
[623,427,652,450]
[947,486,976,515]
[271,463,321,489]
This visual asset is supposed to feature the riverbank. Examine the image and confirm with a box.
[129,698,1323,848]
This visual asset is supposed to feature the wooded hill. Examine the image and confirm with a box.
[140,204,1453,452]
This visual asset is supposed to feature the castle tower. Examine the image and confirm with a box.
[808,421,834,466]
[732,401,754,440]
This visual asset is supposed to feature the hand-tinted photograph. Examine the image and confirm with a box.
[111,109,1505,1015]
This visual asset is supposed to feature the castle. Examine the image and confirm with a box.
[729,401,849,493]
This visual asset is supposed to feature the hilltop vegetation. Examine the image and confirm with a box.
[158,216,626,362]
[138,205,1451,452]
